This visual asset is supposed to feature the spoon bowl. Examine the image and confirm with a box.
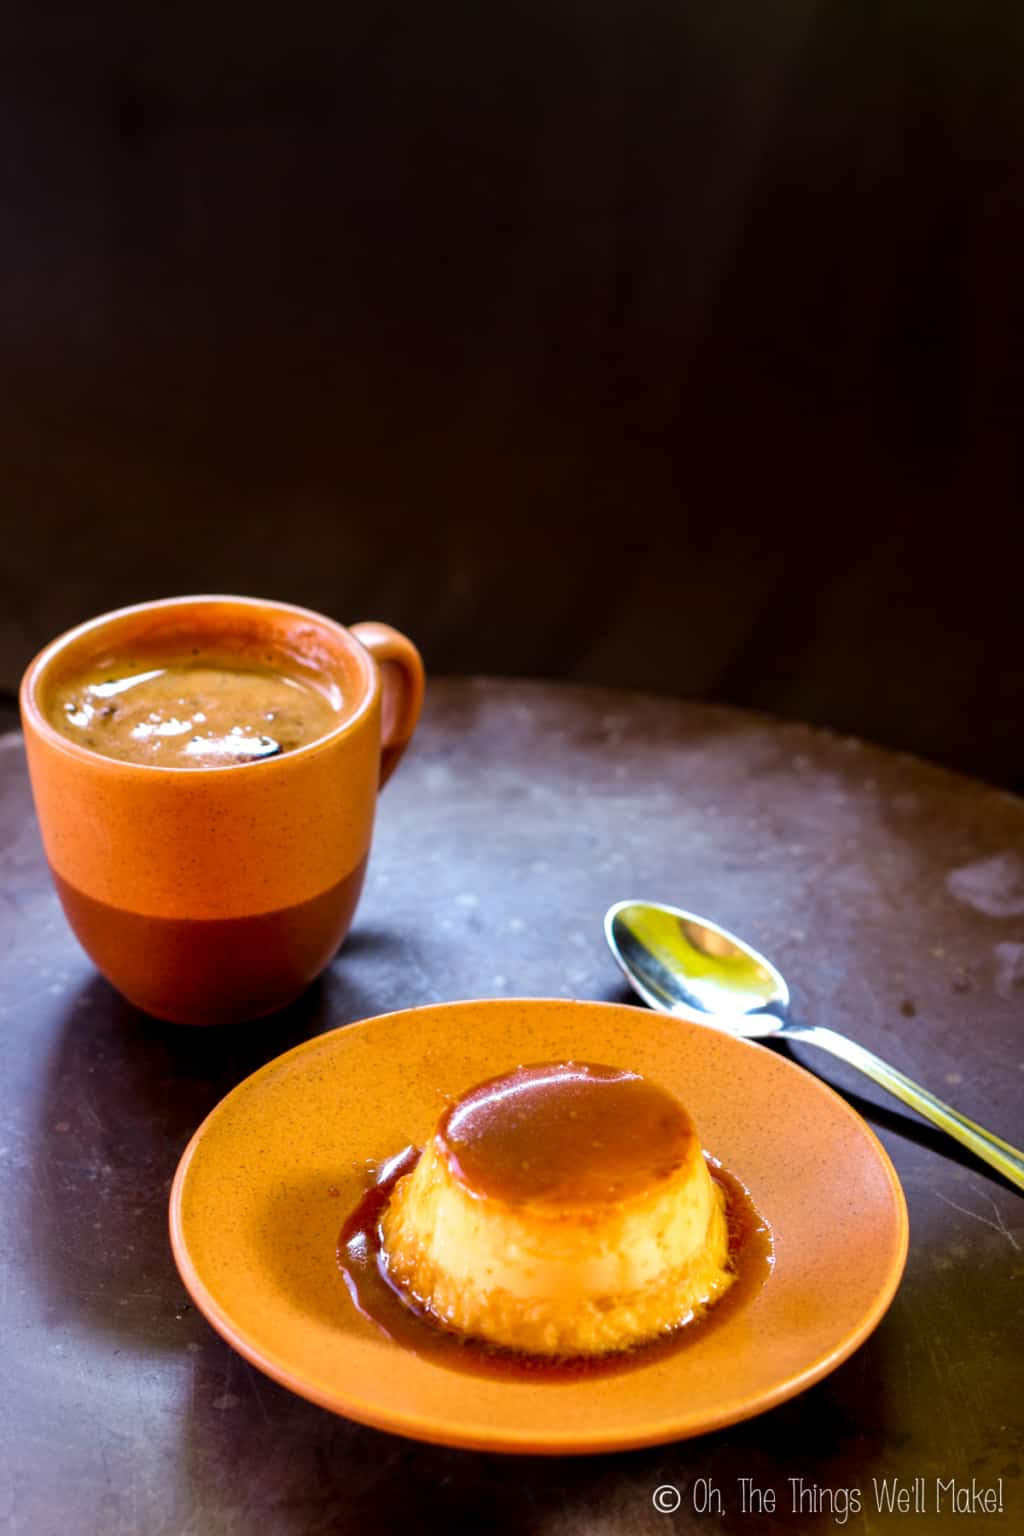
[605,900,789,1034]
[605,898,1024,1191]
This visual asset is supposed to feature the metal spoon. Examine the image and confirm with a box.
[605,898,1024,1191]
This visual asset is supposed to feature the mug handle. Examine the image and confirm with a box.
[350,622,425,787]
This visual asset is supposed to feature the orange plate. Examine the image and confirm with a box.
[169,999,908,1454]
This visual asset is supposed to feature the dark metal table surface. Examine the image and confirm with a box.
[2,679,1022,1536]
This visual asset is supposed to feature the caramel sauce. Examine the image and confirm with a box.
[435,1061,697,1207]
[336,1146,774,1382]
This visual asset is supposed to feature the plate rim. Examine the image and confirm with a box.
[169,996,909,1455]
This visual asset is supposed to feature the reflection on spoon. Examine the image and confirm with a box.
[605,899,1024,1191]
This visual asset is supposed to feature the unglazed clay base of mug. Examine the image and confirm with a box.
[52,856,367,1026]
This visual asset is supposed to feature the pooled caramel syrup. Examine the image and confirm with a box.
[336,1148,773,1383]
[436,1061,697,1207]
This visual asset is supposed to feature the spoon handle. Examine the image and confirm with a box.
[783,1023,1024,1191]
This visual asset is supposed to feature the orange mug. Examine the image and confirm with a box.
[19,596,424,1025]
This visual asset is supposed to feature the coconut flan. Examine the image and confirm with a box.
[379,1061,734,1356]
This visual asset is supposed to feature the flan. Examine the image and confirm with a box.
[379,1061,734,1356]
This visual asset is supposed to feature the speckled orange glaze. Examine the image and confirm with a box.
[168,999,909,1453]
[20,596,423,1024]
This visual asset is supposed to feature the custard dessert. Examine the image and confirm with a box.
[380,1061,734,1356]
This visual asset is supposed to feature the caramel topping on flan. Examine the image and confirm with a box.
[437,1061,697,1208]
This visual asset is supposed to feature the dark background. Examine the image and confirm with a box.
[2,1,1022,787]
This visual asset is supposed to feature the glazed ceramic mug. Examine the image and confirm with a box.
[19,596,424,1025]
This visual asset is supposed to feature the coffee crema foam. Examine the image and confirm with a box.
[47,653,340,768]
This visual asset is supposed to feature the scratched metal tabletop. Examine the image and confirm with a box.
[2,680,1021,1535]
